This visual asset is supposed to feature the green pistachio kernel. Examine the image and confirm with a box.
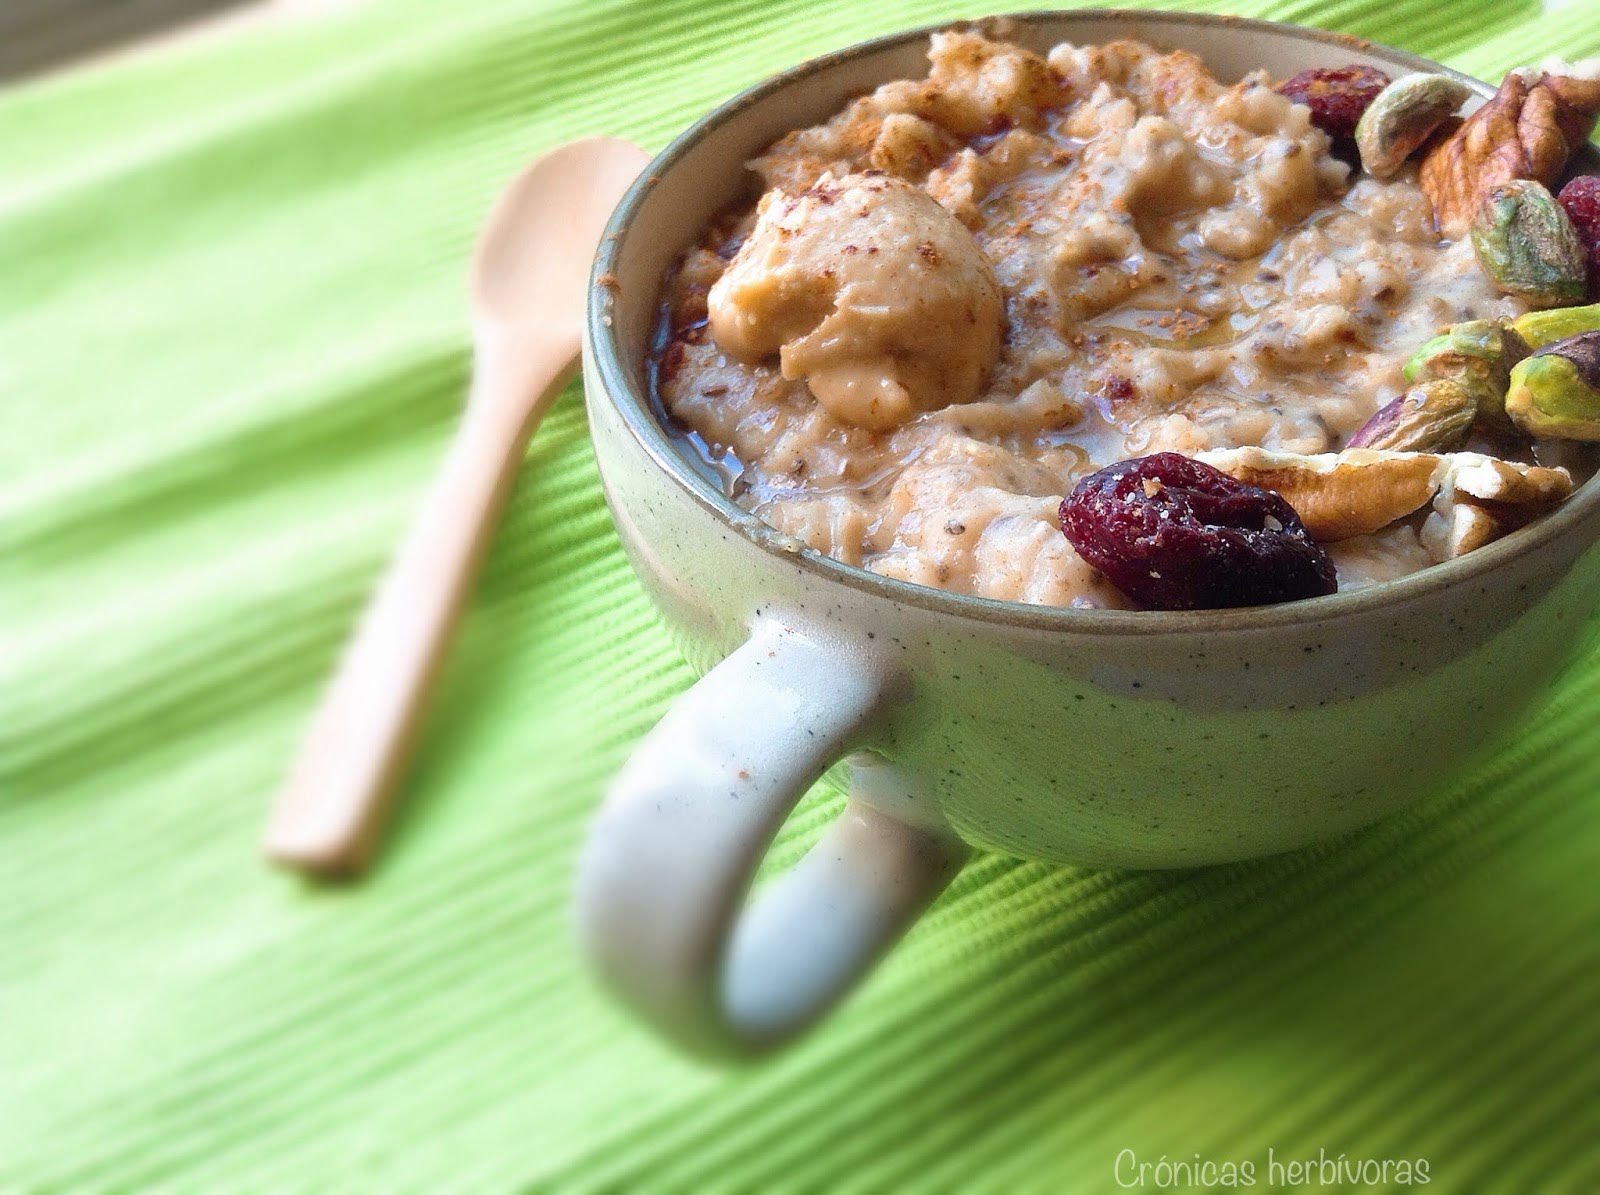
[1355,73,1471,179]
[1348,378,1477,451]
[1504,330,1600,440]
[1510,303,1600,349]
[1471,180,1589,309]
[1401,318,1528,429]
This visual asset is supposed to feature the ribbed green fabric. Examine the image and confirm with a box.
[4,1,1599,1190]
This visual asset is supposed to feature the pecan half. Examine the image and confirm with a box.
[1196,447,1572,544]
[1195,447,1440,540]
[1420,67,1600,236]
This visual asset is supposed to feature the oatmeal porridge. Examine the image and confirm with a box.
[651,31,1599,609]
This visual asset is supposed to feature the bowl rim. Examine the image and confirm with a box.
[587,7,1600,636]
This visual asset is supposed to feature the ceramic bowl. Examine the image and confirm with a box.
[574,10,1600,1058]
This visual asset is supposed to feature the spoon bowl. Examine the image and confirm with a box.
[473,138,649,340]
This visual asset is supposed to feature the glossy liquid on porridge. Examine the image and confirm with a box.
[651,32,1541,607]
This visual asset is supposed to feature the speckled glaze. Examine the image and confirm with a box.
[576,11,1600,1056]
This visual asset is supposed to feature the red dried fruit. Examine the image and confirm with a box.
[1558,175,1600,236]
[1059,453,1338,610]
[1557,175,1600,295]
[1277,64,1391,150]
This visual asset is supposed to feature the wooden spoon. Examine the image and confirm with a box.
[265,137,651,876]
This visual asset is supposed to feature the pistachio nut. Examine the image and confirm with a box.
[1504,329,1600,439]
[1510,302,1600,348]
[1471,179,1589,307]
[1355,73,1472,179]
[1400,318,1529,428]
[1347,378,1477,451]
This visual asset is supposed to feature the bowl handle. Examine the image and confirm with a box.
[576,618,967,1058]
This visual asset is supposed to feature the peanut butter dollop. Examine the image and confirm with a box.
[708,171,1003,429]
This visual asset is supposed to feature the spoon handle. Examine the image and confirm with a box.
[265,337,577,875]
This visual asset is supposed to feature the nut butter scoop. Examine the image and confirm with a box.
[707,171,1003,430]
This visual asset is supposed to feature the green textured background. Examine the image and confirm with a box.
[5,1,1600,1190]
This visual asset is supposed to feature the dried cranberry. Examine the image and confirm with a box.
[1276,65,1391,150]
[1557,175,1600,295]
[1059,453,1337,610]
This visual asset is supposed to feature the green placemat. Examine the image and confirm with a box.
[5,1,1599,1190]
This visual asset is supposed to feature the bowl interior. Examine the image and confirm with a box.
[588,9,1600,630]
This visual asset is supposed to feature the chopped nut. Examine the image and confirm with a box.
[1420,68,1600,236]
[1356,73,1471,179]
[1470,179,1588,307]
[1420,498,1504,559]
[1197,446,1572,542]
[1347,378,1476,451]
[1421,450,1574,559]
[1439,450,1573,504]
